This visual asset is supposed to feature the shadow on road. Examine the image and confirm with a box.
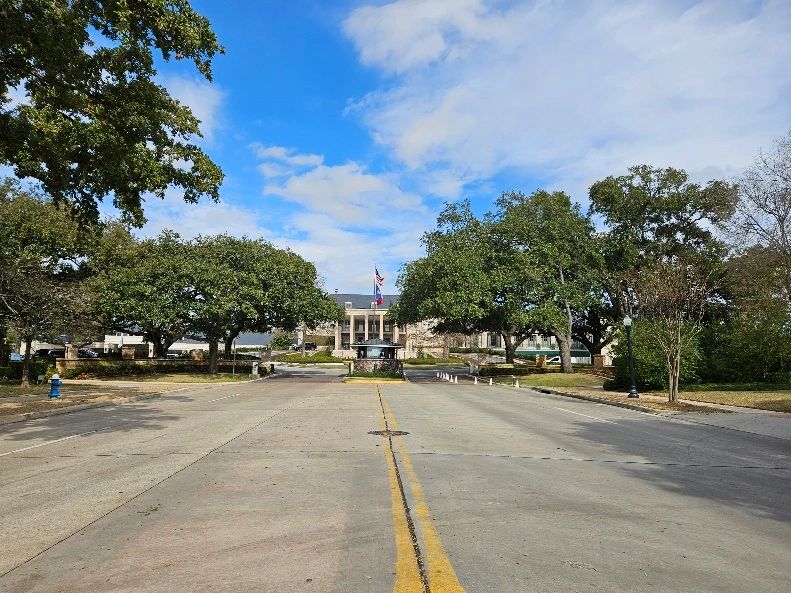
[0,397,188,443]
[570,417,791,523]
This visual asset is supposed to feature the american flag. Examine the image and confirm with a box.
[375,267,384,306]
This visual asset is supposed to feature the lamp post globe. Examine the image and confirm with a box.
[624,316,639,398]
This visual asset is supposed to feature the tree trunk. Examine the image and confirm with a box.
[151,332,167,358]
[556,333,574,374]
[667,349,681,402]
[208,339,219,374]
[502,333,516,364]
[224,336,234,358]
[442,334,450,358]
[21,335,33,388]
[558,267,576,373]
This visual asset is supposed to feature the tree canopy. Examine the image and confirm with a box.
[0,180,98,384]
[0,0,224,225]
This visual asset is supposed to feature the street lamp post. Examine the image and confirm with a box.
[624,316,639,398]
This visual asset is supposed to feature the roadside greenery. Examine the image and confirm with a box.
[275,352,344,363]
[403,356,466,365]
[0,0,224,226]
[395,130,791,402]
[348,370,404,379]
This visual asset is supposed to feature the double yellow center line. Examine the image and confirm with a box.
[377,387,464,593]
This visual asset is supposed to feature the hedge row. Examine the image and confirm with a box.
[60,361,261,379]
[0,360,51,381]
[478,366,551,377]
[349,370,403,379]
[404,356,466,365]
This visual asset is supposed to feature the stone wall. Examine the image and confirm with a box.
[353,358,404,375]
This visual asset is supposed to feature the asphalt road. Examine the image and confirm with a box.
[1,367,789,592]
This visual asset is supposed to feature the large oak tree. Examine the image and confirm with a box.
[0,0,224,225]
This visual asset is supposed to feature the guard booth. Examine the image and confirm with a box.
[351,339,404,374]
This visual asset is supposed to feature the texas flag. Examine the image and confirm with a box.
[374,267,384,306]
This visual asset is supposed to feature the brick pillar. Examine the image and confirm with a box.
[593,354,605,370]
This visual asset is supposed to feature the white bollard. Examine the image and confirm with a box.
[489,378,493,386]
[436,371,439,378]
[454,375,458,384]
[474,376,478,385]
[515,379,520,388]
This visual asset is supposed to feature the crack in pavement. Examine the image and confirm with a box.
[0,396,310,580]
[377,387,430,593]
[409,451,791,470]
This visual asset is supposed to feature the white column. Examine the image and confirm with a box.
[394,324,400,344]
[349,313,355,345]
[364,313,369,341]
[378,312,384,339]
[334,320,341,350]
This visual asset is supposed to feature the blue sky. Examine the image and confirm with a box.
[130,0,790,293]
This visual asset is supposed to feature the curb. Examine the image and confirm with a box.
[0,392,164,426]
[488,381,668,415]
[343,378,409,384]
[0,375,274,427]
[528,387,669,415]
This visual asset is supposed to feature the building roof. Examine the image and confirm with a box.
[331,293,400,309]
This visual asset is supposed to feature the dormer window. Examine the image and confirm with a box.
[344,301,352,309]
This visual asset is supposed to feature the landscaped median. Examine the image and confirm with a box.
[344,370,407,383]
[486,373,791,413]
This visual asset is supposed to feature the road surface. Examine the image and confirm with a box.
[1,367,789,592]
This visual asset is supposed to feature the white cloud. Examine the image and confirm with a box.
[251,144,434,291]
[255,144,428,229]
[344,0,791,200]
[135,190,269,240]
[251,143,324,168]
[164,76,225,142]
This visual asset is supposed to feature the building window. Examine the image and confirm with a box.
[345,301,352,309]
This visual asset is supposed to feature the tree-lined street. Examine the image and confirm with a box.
[1,369,788,592]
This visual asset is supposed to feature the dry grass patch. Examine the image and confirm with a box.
[0,383,162,416]
[532,386,726,413]
[679,390,791,413]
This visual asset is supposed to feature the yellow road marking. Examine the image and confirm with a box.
[381,393,464,593]
[380,407,424,592]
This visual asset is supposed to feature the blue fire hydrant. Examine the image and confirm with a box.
[49,373,62,399]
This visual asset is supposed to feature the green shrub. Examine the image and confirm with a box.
[478,365,550,377]
[3,360,50,380]
[275,351,343,363]
[349,370,403,379]
[610,321,699,390]
[0,367,9,380]
[59,360,263,379]
[269,333,294,350]
[404,356,466,365]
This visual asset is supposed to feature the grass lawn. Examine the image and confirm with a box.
[678,389,791,413]
[495,373,607,388]
[493,374,725,412]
